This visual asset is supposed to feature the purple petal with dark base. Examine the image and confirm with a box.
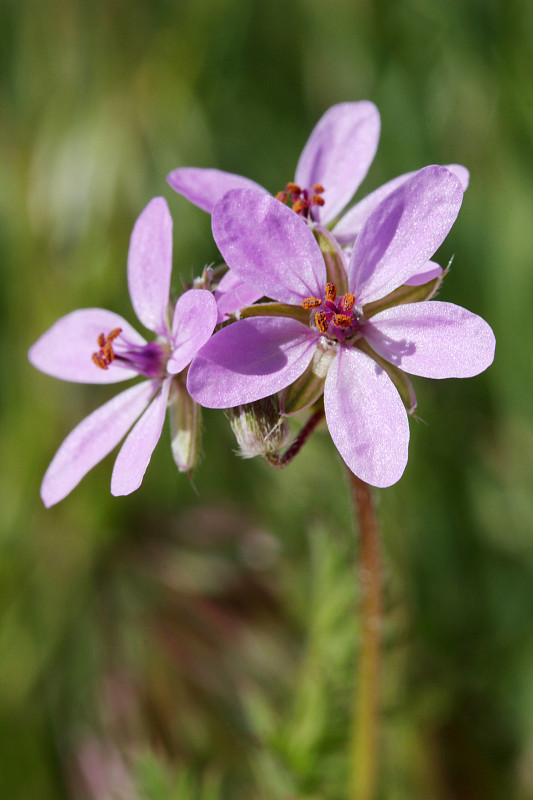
[349,166,463,305]
[167,289,218,375]
[187,317,318,408]
[128,197,173,336]
[364,301,496,378]
[334,163,469,244]
[214,270,263,323]
[324,346,410,487]
[295,101,380,224]
[111,378,171,496]
[212,190,326,304]
[40,380,159,507]
[166,167,265,213]
[28,309,145,384]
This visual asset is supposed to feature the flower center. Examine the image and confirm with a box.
[91,328,169,378]
[302,282,363,341]
[275,182,325,218]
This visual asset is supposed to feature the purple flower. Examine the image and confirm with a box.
[28,197,217,506]
[187,167,495,487]
[167,101,469,243]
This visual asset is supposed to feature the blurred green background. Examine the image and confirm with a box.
[1,0,533,797]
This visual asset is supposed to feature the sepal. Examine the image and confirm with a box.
[168,377,201,472]
[233,302,309,325]
[280,338,337,415]
[313,226,349,295]
[356,338,417,413]
[363,273,444,319]
[226,396,290,459]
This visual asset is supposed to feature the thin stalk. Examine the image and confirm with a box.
[348,470,382,800]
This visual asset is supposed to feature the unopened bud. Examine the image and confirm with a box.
[168,379,201,472]
[226,396,290,459]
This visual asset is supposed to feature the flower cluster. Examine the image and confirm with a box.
[29,102,495,505]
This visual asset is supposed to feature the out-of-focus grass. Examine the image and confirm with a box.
[1,0,533,797]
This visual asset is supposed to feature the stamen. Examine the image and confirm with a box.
[92,352,108,370]
[333,313,352,329]
[291,198,306,215]
[311,195,325,207]
[340,293,355,313]
[92,328,123,370]
[302,296,322,310]
[285,182,301,195]
[325,282,337,303]
[311,184,325,194]
[275,191,288,202]
[314,311,329,333]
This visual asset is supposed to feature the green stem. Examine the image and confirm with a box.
[348,470,382,800]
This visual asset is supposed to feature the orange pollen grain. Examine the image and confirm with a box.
[97,332,106,348]
[333,313,352,329]
[302,296,322,310]
[285,182,301,194]
[108,328,122,341]
[312,195,325,206]
[340,293,355,312]
[275,191,288,202]
[325,282,337,302]
[311,184,325,194]
[314,311,329,333]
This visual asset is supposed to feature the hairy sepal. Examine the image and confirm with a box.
[363,274,443,318]
[169,378,201,472]
[356,338,417,413]
[313,226,349,295]
[280,339,337,415]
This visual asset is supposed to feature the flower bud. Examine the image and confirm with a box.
[226,396,290,459]
[168,379,201,472]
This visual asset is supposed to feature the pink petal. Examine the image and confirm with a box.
[212,189,327,304]
[187,317,318,408]
[349,166,463,305]
[40,380,159,507]
[324,346,409,488]
[28,309,146,384]
[404,261,443,286]
[111,378,171,496]
[333,163,469,244]
[166,167,265,213]
[295,101,380,224]
[167,289,218,375]
[364,301,496,378]
[214,270,263,323]
[128,197,173,336]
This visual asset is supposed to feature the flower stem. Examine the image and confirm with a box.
[265,407,325,469]
[348,470,382,800]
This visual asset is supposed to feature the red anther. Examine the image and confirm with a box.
[92,352,108,370]
[302,296,322,310]
[103,342,115,363]
[333,313,352,329]
[108,328,122,341]
[311,194,325,207]
[311,184,325,194]
[325,282,337,303]
[291,198,307,215]
[97,332,106,348]
[275,191,288,202]
[286,182,301,194]
[340,293,355,312]
[314,311,329,333]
